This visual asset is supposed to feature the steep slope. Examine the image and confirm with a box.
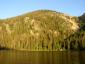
[61,13,85,50]
[0,10,79,51]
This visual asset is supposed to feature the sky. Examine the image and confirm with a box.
[0,0,85,19]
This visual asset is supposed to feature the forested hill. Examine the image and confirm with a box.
[0,10,84,51]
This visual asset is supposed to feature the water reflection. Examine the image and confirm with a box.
[0,50,85,64]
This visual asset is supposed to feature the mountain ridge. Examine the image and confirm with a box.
[0,10,84,51]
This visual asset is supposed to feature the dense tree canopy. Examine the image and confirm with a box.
[0,10,84,51]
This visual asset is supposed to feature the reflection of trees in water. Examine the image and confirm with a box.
[0,51,82,64]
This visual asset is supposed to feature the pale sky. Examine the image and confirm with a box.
[0,0,85,19]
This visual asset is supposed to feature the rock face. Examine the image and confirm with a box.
[0,10,80,51]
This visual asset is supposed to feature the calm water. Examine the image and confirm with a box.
[0,50,85,64]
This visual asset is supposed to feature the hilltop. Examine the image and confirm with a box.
[0,10,84,51]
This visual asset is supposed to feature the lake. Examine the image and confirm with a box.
[0,50,85,64]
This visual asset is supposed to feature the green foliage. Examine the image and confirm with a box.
[0,10,84,51]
